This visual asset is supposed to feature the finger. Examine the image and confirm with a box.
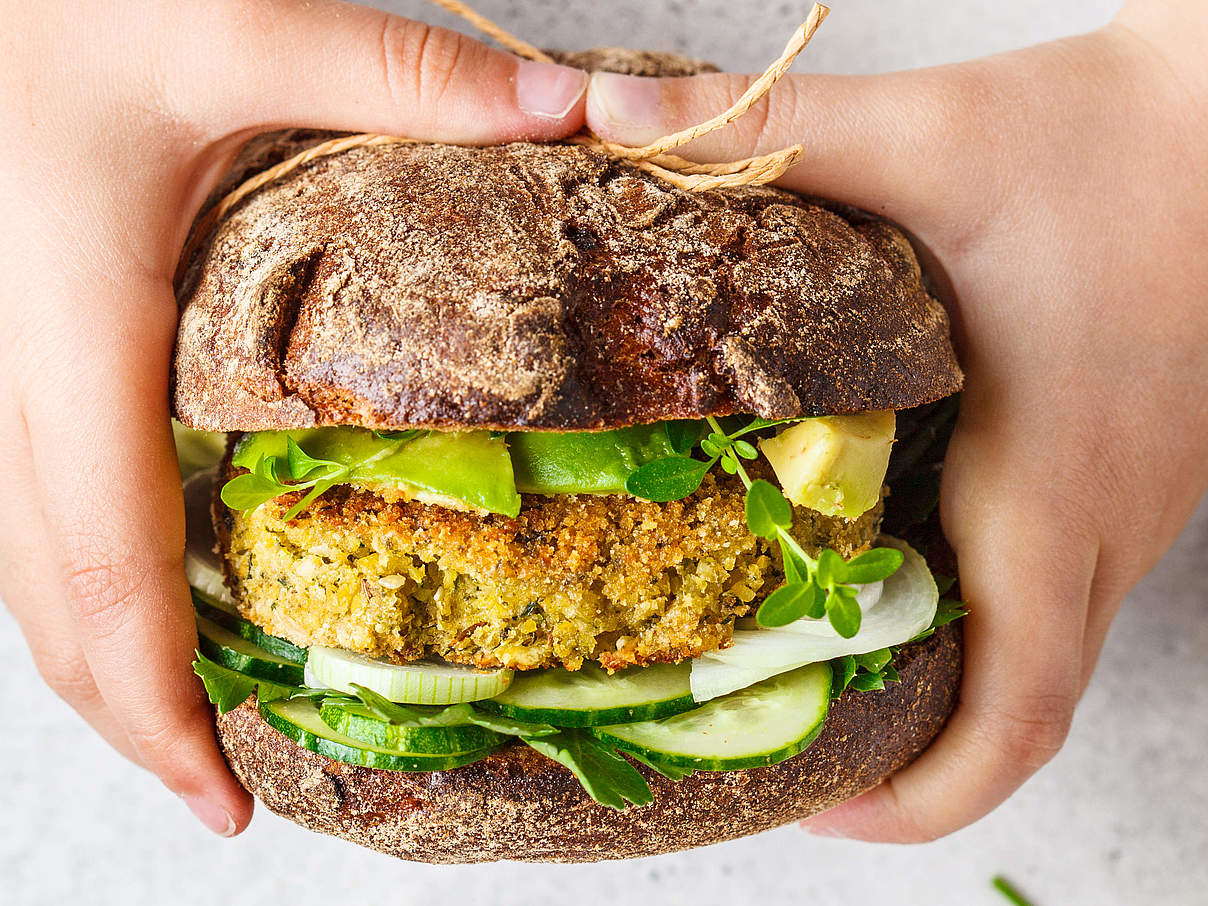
[182,0,587,144]
[803,414,1095,841]
[0,409,140,764]
[23,273,252,837]
[585,66,979,225]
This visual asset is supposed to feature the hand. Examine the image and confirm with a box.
[0,0,586,836]
[586,0,1208,840]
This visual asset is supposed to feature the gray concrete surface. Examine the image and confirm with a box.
[6,1,1206,904]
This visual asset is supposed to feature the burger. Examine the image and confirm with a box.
[172,49,965,863]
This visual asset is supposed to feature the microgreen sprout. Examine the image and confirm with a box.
[625,415,904,638]
[220,431,428,519]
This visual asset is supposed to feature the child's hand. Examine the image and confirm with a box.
[0,0,586,836]
[585,0,1208,840]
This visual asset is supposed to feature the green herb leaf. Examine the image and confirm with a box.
[756,581,820,627]
[192,653,297,714]
[626,749,694,781]
[843,547,904,585]
[991,875,1036,906]
[779,537,807,585]
[739,416,801,433]
[461,708,559,738]
[624,456,712,502]
[341,686,560,737]
[219,469,289,511]
[745,479,793,539]
[285,436,341,481]
[831,655,858,698]
[911,597,970,642]
[281,477,339,522]
[933,573,957,595]
[521,731,653,810]
[347,684,454,726]
[732,439,759,460]
[932,598,969,628]
[825,586,862,638]
[664,420,704,455]
[849,672,886,692]
[373,429,426,443]
[700,437,724,458]
[815,548,847,588]
[852,647,893,673]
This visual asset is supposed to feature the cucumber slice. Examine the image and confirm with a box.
[196,614,306,686]
[591,662,831,771]
[318,701,504,754]
[479,662,697,727]
[261,697,499,771]
[306,646,512,704]
[191,588,308,666]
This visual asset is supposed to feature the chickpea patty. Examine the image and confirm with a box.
[216,471,883,671]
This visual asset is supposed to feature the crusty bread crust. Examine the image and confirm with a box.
[174,137,961,432]
[214,622,960,863]
[173,43,960,433]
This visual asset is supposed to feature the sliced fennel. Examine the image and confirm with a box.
[306,647,513,704]
[691,536,936,702]
[182,468,235,606]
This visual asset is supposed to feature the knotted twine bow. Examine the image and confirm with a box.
[183,0,829,269]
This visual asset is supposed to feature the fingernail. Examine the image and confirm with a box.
[586,72,665,144]
[183,795,236,837]
[515,60,588,120]
[800,819,851,839]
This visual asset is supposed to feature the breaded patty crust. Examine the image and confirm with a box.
[216,471,883,671]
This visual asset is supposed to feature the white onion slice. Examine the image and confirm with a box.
[182,467,235,606]
[691,536,937,702]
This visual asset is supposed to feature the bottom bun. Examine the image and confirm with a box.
[216,623,961,863]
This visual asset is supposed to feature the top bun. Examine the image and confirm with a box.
[173,55,961,433]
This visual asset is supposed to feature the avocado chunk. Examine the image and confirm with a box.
[758,410,895,519]
[232,428,522,517]
[507,423,684,495]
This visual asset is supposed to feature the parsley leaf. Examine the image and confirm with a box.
[339,685,560,737]
[458,708,559,738]
[192,653,298,714]
[911,597,970,642]
[626,749,695,781]
[521,731,654,810]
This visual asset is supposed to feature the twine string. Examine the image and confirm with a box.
[427,0,556,64]
[184,1,829,271]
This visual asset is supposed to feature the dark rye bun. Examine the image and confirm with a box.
[215,621,960,863]
[172,43,961,433]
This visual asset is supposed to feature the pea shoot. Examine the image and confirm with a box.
[220,430,426,520]
[625,416,903,638]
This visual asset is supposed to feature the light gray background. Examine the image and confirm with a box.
[5,2,1205,904]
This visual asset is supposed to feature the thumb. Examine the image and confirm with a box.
[189,0,587,144]
[585,67,977,226]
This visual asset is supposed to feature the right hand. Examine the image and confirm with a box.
[584,0,1208,842]
[0,0,586,837]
